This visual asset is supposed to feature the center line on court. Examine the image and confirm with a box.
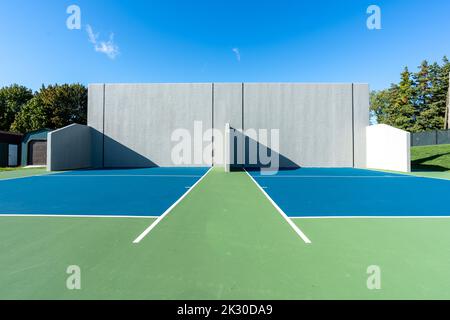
[133,167,213,244]
[245,170,312,244]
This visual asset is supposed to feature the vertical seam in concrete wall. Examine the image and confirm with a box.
[242,83,245,131]
[242,83,245,168]
[352,83,355,168]
[102,83,106,168]
[212,83,215,166]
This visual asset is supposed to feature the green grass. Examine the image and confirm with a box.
[407,144,450,180]
[411,144,450,172]
[2,168,450,299]
[0,167,48,180]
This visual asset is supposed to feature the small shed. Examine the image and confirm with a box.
[21,129,52,167]
[0,131,23,167]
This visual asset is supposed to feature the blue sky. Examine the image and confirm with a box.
[0,0,449,91]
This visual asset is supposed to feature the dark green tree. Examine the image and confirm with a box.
[0,84,33,131]
[11,84,87,133]
[370,87,396,125]
[370,57,450,132]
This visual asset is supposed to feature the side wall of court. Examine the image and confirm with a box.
[47,124,92,171]
[87,83,369,168]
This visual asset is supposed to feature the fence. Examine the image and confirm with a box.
[411,130,450,147]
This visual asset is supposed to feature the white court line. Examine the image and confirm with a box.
[290,216,450,219]
[45,174,203,178]
[0,214,158,219]
[245,170,312,244]
[133,167,213,244]
[253,175,416,179]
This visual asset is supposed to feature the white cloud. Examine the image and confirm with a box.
[86,24,98,44]
[86,24,119,60]
[232,48,241,62]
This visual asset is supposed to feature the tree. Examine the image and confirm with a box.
[370,88,396,125]
[0,84,33,131]
[392,67,416,131]
[370,57,450,132]
[11,84,87,133]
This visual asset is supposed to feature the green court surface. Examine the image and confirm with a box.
[1,168,450,299]
[0,167,48,180]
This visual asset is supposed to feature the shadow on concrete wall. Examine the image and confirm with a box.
[90,127,300,170]
[229,127,300,171]
[91,129,158,169]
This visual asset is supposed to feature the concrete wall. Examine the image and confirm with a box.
[47,124,92,171]
[101,84,213,168]
[213,83,243,166]
[366,124,411,173]
[87,82,370,169]
[353,84,370,168]
[88,84,105,168]
[243,83,361,168]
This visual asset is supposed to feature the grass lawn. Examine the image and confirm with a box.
[411,144,450,171]
[410,144,450,180]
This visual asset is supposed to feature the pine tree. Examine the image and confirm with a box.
[391,67,415,131]
[370,56,450,132]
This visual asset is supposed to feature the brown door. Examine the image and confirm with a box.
[28,140,47,165]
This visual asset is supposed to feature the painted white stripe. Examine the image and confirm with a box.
[290,215,450,219]
[0,214,158,219]
[252,175,415,179]
[133,167,213,244]
[44,174,204,178]
[245,170,311,244]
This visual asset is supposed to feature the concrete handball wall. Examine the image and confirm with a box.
[243,83,360,168]
[102,84,213,168]
[353,84,370,168]
[87,82,370,169]
[88,84,105,168]
[366,124,411,173]
[47,124,92,171]
[213,83,243,166]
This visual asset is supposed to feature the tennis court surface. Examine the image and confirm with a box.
[2,167,450,299]
[248,168,450,217]
[0,167,209,217]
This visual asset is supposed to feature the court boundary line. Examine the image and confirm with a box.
[133,167,213,244]
[290,216,450,219]
[245,170,312,244]
[251,175,416,179]
[45,174,204,178]
[0,214,158,219]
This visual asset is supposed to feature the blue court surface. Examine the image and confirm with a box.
[0,167,209,217]
[249,168,450,217]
